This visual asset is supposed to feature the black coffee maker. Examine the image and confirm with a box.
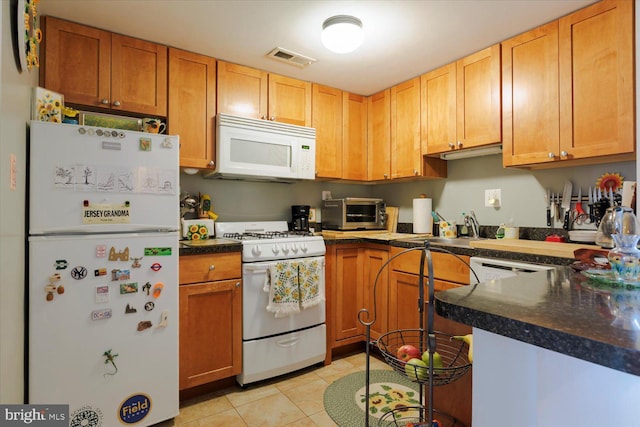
[291,205,311,232]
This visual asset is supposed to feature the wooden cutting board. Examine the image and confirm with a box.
[469,239,598,259]
[385,206,399,232]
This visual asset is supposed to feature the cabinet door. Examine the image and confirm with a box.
[391,77,422,178]
[367,89,391,181]
[343,93,368,181]
[421,63,457,155]
[40,17,111,109]
[333,246,364,343]
[559,0,634,160]
[217,61,267,119]
[456,44,501,149]
[362,247,389,341]
[168,48,216,169]
[312,84,343,179]
[179,279,242,389]
[502,22,560,167]
[268,73,312,126]
[111,34,167,116]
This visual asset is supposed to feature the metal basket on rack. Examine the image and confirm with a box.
[377,329,471,386]
[378,406,462,427]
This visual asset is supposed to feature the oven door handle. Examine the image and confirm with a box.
[243,264,274,273]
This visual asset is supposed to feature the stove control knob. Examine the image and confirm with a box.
[271,244,280,255]
[251,246,261,257]
[300,243,308,253]
[282,244,290,255]
[291,243,299,254]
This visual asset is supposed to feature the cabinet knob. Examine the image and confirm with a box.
[208,161,215,167]
[100,99,109,105]
[414,169,419,175]
[383,173,388,179]
[113,101,121,107]
[209,265,215,271]
[560,150,568,157]
[548,152,555,159]
[456,141,462,148]
[270,116,276,121]
[448,142,455,149]
[236,282,241,287]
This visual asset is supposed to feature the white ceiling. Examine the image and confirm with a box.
[39,0,596,96]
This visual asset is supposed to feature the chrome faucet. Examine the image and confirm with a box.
[464,211,480,238]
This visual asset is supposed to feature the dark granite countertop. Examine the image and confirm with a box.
[435,266,640,376]
[179,238,242,256]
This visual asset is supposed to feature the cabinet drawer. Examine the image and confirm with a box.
[179,253,241,284]
[390,247,469,285]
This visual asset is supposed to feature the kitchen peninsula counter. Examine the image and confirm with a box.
[435,268,640,426]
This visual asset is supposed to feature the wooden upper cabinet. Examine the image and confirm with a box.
[367,89,391,181]
[343,93,368,181]
[168,48,216,169]
[504,0,634,168]
[217,61,267,119]
[421,63,457,154]
[422,44,501,155]
[391,77,422,178]
[313,84,343,179]
[456,44,501,149]
[40,17,111,109]
[502,21,560,167]
[268,73,312,126]
[40,17,167,116]
[558,0,634,162]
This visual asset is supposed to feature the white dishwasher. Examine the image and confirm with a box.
[469,256,555,284]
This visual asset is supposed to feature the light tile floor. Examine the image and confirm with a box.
[154,352,392,426]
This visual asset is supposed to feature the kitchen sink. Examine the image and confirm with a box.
[401,236,487,248]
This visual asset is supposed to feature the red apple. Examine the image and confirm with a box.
[396,344,420,362]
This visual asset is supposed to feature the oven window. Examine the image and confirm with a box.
[345,205,377,223]
[230,137,291,167]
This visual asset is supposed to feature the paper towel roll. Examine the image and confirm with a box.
[413,197,433,233]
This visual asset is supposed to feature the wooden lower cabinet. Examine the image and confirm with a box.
[179,253,242,390]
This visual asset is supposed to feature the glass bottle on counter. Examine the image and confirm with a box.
[607,207,640,282]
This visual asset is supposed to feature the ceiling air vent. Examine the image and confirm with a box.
[267,47,316,68]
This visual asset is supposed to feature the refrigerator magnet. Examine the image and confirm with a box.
[91,308,112,321]
[96,245,107,257]
[109,246,129,261]
[119,282,138,294]
[144,247,171,256]
[139,137,152,151]
[152,283,164,299]
[142,282,151,296]
[95,268,107,277]
[131,257,143,268]
[125,303,137,314]
[111,269,131,281]
[95,285,110,303]
[71,266,88,280]
[156,309,169,328]
[137,321,152,331]
[144,302,155,311]
[150,262,162,272]
[54,259,68,270]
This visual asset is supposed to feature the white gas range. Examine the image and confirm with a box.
[214,221,327,387]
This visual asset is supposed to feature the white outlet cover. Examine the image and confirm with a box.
[485,189,501,207]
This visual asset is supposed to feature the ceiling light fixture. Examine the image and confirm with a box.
[321,15,364,54]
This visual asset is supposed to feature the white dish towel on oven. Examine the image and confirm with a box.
[264,258,324,317]
[264,260,302,318]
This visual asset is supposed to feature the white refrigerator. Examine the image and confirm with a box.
[28,120,180,426]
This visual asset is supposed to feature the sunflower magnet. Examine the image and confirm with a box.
[596,172,623,192]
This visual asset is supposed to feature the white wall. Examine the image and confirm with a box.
[182,156,635,231]
[0,0,38,403]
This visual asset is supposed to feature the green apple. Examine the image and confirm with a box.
[421,350,443,368]
[404,358,428,381]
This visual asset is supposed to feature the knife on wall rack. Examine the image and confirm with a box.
[546,188,551,226]
[562,180,573,230]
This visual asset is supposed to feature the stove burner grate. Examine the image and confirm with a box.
[223,230,314,240]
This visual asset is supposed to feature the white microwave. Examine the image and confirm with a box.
[203,113,316,182]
